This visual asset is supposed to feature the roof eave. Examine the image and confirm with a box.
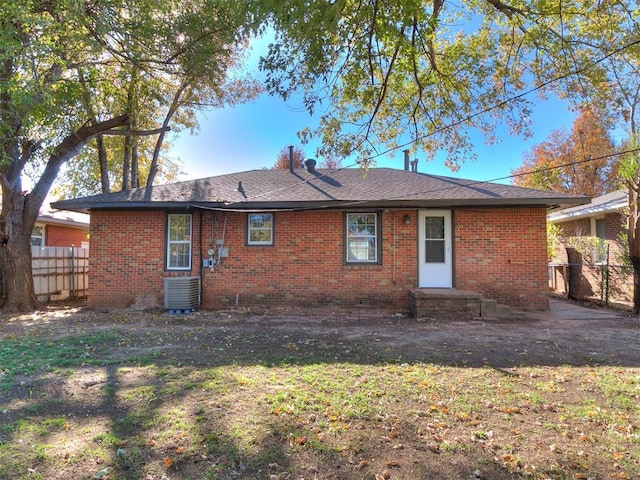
[52,196,590,213]
[548,198,628,223]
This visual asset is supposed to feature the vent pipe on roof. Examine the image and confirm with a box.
[411,159,418,173]
[288,145,294,173]
[305,159,317,173]
[403,149,410,171]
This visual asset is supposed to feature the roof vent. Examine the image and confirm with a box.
[288,145,295,173]
[305,159,317,173]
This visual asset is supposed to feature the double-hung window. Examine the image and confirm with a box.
[31,225,45,247]
[166,214,192,270]
[247,213,274,246]
[345,212,380,263]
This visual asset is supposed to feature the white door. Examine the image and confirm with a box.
[418,210,452,288]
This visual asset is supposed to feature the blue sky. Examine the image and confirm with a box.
[170,92,576,185]
[170,35,578,185]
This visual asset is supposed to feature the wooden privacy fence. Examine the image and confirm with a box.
[31,246,89,302]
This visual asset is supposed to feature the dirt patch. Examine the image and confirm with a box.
[1,300,639,479]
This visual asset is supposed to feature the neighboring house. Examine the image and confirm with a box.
[52,160,586,313]
[32,207,90,248]
[547,189,627,262]
[547,189,631,305]
[30,207,90,302]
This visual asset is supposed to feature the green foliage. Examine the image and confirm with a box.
[547,222,564,261]
[564,236,606,265]
[262,0,638,167]
[512,108,619,196]
[616,213,632,267]
[1,0,261,195]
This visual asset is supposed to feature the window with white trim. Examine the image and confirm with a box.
[247,213,274,245]
[31,225,45,247]
[166,214,192,270]
[593,217,607,263]
[345,212,380,263]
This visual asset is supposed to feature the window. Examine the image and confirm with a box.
[166,214,192,270]
[31,225,45,247]
[247,213,274,245]
[593,218,607,263]
[345,212,380,263]
[424,216,445,263]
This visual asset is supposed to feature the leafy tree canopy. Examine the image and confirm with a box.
[272,145,306,169]
[259,0,639,168]
[0,0,261,310]
[511,108,620,196]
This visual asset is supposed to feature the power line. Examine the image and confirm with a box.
[246,37,640,202]
[364,38,640,164]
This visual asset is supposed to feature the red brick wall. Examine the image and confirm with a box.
[198,210,417,310]
[604,212,627,263]
[558,218,591,237]
[88,207,550,311]
[553,212,631,305]
[45,224,89,247]
[454,207,549,310]
[89,210,170,308]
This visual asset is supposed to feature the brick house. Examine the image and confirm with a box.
[52,162,585,314]
[547,189,631,305]
[32,208,90,248]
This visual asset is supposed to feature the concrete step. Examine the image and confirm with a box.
[480,298,497,317]
[480,299,527,320]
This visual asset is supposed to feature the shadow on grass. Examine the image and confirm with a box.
[0,305,638,479]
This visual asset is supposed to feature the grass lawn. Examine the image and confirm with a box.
[0,306,638,479]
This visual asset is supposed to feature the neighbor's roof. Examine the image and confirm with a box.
[37,207,90,227]
[51,167,590,213]
[548,189,628,223]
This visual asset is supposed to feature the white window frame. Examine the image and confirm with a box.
[345,212,380,263]
[247,213,274,246]
[591,216,607,264]
[31,224,45,247]
[166,214,192,270]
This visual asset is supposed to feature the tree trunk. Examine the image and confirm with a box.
[0,184,41,311]
[629,186,640,315]
[122,133,131,191]
[566,247,583,301]
[0,114,129,313]
[0,225,39,312]
[97,134,111,193]
[131,136,139,188]
[633,258,640,315]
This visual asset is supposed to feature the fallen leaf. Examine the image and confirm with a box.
[426,443,440,453]
[163,457,173,468]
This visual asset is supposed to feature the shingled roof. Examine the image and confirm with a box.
[51,167,589,212]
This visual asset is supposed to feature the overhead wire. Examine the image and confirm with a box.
[190,146,639,214]
[241,37,640,204]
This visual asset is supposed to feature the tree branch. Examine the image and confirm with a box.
[103,127,170,136]
[26,115,130,214]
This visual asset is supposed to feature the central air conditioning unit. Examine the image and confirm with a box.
[164,276,201,312]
